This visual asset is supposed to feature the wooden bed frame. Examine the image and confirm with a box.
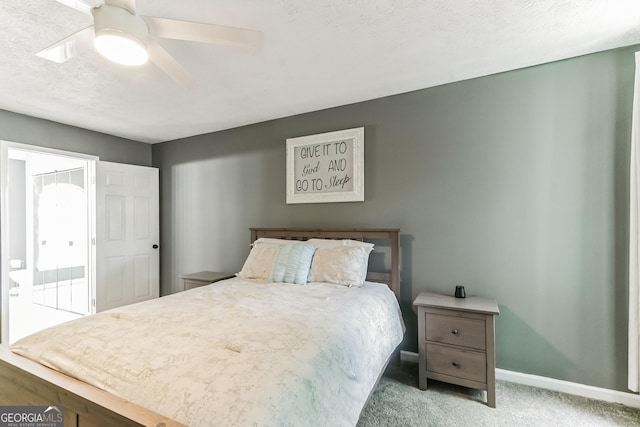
[0,228,401,427]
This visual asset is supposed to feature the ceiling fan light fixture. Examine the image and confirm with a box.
[92,4,150,66]
[94,31,148,66]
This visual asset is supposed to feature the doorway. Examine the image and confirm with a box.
[2,143,96,343]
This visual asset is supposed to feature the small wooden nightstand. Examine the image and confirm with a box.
[413,292,500,407]
[180,271,235,291]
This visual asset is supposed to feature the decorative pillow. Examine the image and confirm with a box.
[307,238,374,250]
[268,243,317,285]
[237,243,279,280]
[309,246,371,287]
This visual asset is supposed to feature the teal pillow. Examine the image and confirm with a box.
[268,243,317,285]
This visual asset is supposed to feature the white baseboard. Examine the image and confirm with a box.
[399,351,640,409]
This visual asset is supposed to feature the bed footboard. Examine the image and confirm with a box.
[0,347,185,427]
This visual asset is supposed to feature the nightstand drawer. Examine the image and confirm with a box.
[425,313,486,350]
[426,343,487,383]
[184,279,209,290]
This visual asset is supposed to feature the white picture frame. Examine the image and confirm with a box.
[286,127,364,204]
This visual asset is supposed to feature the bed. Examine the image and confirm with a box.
[0,228,403,427]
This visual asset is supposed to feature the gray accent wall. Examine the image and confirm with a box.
[154,45,635,392]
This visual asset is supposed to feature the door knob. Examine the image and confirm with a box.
[152,244,159,249]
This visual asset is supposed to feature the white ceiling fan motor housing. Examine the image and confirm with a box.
[92,4,150,66]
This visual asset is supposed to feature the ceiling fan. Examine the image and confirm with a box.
[36,0,263,86]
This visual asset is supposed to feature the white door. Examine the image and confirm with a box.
[96,161,159,312]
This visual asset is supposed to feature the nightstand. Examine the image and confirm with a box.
[180,271,235,291]
[413,292,500,407]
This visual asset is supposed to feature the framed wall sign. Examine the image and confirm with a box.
[286,127,364,204]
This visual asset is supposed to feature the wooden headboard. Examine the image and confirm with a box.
[250,228,400,299]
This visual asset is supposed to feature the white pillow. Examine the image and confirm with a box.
[309,246,372,287]
[237,243,279,280]
[307,238,374,250]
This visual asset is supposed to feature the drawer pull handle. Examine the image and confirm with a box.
[451,329,459,335]
[452,361,461,368]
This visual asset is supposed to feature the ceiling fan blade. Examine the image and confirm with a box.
[148,42,195,88]
[55,0,102,15]
[145,16,263,48]
[36,26,94,63]
[104,0,135,13]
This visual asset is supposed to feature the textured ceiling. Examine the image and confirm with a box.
[1,0,640,144]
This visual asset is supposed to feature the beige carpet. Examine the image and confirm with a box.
[358,362,640,427]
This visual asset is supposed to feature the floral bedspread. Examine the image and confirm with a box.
[11,278,404,427]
